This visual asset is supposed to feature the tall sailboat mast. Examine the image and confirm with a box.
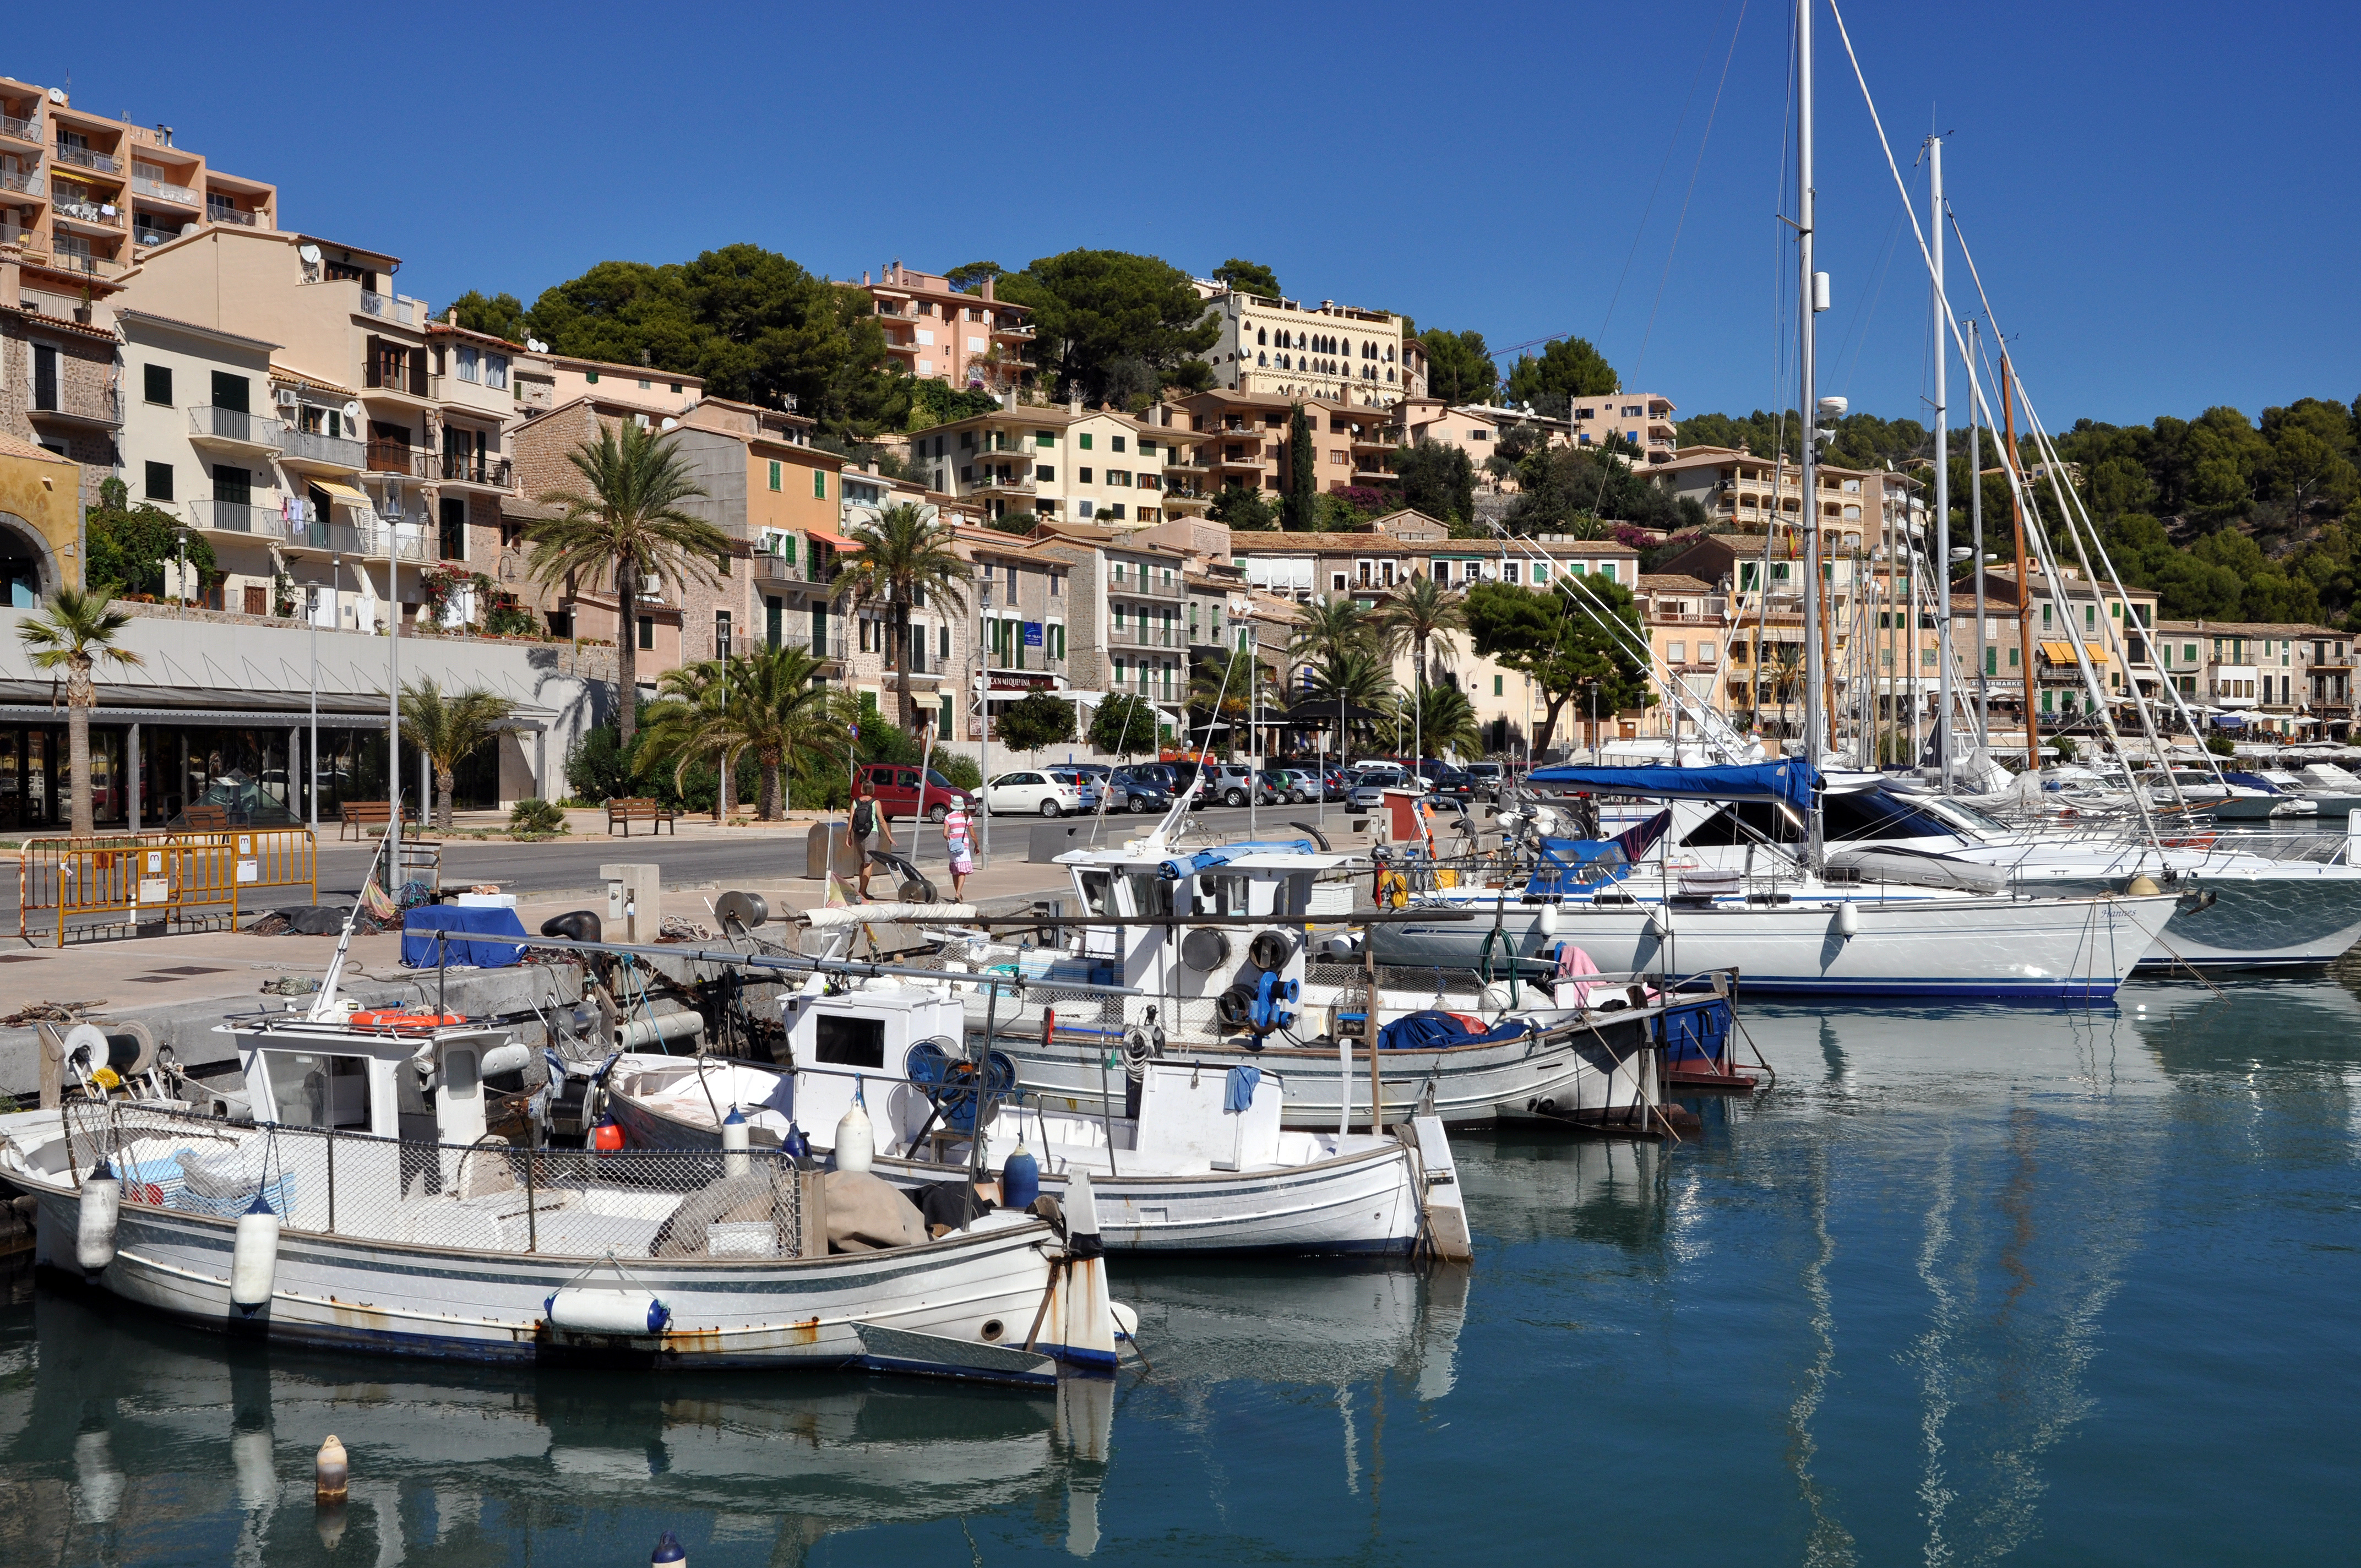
[1798,0,1825,864]
[1929,133,1951,788]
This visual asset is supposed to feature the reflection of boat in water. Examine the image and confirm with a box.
[1117,1262,1468,1402]
[0,1278,1113,1562]
[1454,1134,1670,1254]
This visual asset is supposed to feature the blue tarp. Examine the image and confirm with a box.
[1157,840,1317,880]
[1526,759,1819,812]
[2221,771,2288,793]
[1377,1011,1539,1052]
[401,906,528,968]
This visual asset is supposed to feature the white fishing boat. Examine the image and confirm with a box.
[596,975,1471,1260]
[1,1009,1123,1385]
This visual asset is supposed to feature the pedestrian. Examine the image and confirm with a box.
[847,783,893,901]
[942,797,976,900]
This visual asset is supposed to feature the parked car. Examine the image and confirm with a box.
[1463,762,1507,801]
[1316,765,1350,801]
[981,770,1089,817]
[1258,767,1314,804]
[1347,765,1416,810]
[853,763,977,824]
[1043,767,1103,812]
[1103,771,1174,814]
[1428,768,1476,807]
[1193,763,1256,807]
[1117,762,1179,794]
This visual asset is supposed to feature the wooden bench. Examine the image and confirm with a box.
[606,798,679,837]
[338,801,406,840]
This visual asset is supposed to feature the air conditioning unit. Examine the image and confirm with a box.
[275,388,298,411]
[640,575,663,599]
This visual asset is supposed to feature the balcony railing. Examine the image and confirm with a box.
[280,427,366,469]
[133,224,178,247]
[53,144,117,175]
[752,552,806,584]
[187,498,271,536]
[132,173,199,206]
[51,195,121,227]
[206,202,258,227]
[189,405,283,449]
[1109,623,1181,647]
[971,475,1038,496]
[366,443,430,478]
[278,518,428,562]
[0,113,37,143]
[28,385,120,426]
[439,450,514,487]
[0,167,39,197]
[360,290,417,325]
[1110,572,1186,601]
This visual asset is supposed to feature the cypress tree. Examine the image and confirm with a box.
[1285,402,1318,531]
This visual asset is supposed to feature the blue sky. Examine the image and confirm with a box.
[19,1,2358,430]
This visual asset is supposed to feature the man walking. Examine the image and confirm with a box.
[847,782,893,902]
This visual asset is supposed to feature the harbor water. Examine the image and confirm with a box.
[4,975,2357,1565]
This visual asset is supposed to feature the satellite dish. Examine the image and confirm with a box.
[343,400,362,424]
[525,338,547,353]
[48,87,67,105]
[298,243,323,265]
[660,417,677,431]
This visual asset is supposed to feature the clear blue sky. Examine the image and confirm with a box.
[19,1,2358,431]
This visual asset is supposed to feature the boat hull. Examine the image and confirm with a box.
[1369,892,2174,999]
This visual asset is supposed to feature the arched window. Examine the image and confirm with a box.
[1256,327,1267,346]
[1257,351,1267,366]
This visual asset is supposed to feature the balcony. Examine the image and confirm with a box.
[53,144,118,175]
[438,449,514,489]
[133,223,181,248]
[751,552,808,586]
[27,385,120,432]
[360,290,418,326]
[279,426,366,471]
[971,473,1038,497]
[206,202,258,227]
[1111,570,1187,601]
[0,167,39,197]
[366,442,431,480]
[50,194,123,230]
[0,112,38,145]
[131,172,199,208]
[187,498,275,537]
[281,518,429,562]
[188,405,283,452]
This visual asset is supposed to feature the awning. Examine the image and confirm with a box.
[312,480,372,508]
[806,527,859,549]
[2034,640,2113,665]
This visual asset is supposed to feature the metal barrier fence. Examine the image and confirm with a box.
[62,1101,816,1260]
[18,828,318,945]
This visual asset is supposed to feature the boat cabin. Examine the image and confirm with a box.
[1049,841,1348,1011]
[228,1015,527,1147]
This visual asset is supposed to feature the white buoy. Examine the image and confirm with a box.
[721,1107,750,1179]
[1538,901,1560,938]
[547,1287,670,1335]
[834,1101,874,1175]
[1835,902,1860,939]
[1476,981,1513,1014]
[231,1196,280,1311]
[77,1163,120,1272]
[315,1434,349,1504]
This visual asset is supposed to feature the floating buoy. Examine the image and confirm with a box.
[782,1121,810,1163]
[77,1161,120,1272]
[1477,981,1513,1013]
[314,1434,349,1504]
[1002,1145,1040,1211]
[651,1531,688,1568]
[1835,902,1860,939]
[720,1107,750,1179]
[1538,901,1560,937]
[231,1195,280,1312]
[834,1101,874,1174]
[590,1114,624,1153]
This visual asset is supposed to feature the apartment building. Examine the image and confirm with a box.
[860,262,1032,391]
[513,352,704,421]
[0,76,276,304]
[1035,525,1191,716]
[960,529,1075,742]
[113,226,534,633]
[1629,574,1731,741]
[926,401,1209,529]
[1652,445,1917,541]
[1195,284,1424,408]
[1569,393,1678,464]
[116,309,284,609]
[1,296,119,507]
[2153,620,2355,740]
[1165,389,1399,499]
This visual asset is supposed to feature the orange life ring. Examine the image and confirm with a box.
[348,1010,464,1031]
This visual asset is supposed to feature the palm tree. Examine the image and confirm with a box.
[635,659,738,820]
[17,590,145,837]
[1375,571,1468,761]
[829,502,970,737]
[1392,680,1482,761]
[1186,652,1274,760]
[398,679,515,829]
[527,421,729,747]
[719,643,850,819]
[1287,595,1375,673]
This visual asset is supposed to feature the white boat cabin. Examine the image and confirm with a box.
[228,1015,529,1148]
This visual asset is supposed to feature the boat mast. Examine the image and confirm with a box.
[2004,356,2041,769]
[1970,318,1988,749]
[1798,0,1825,866]
[1929,133,1951,790]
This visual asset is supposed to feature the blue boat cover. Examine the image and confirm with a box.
[1377,1011,1539,1052]
[1157,840,1317,880]
[1526,759,1819,811]
[2219,771,2283,793]
[401,906,528,968]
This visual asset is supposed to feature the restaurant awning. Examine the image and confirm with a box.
[311,480,373,508]
[2038,641,2112,665]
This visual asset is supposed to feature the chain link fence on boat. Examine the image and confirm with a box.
[60,1102,817,1260]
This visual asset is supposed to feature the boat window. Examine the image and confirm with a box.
[1680,802,1801,847]
[815,1014,885,1068]
[444,1049,478,1100]
[1194,872,1251,916]
[258,1050,369,1129]
[1124,872,1173,918]
[1821,790,1958,842]
[1078,870,1114,917]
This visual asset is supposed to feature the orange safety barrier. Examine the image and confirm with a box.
[17,827,319,946]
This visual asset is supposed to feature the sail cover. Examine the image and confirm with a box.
[1525,760,1819,812]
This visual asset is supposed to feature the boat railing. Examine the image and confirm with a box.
[62,1100,820,1261]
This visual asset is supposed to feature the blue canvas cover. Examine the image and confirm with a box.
[1525,759,1819,812]
[1377,1011,1539,1052]
[401,906,528,968]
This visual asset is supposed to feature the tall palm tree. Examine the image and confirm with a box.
[829,502,970,737]
[527,421,729,747]
[398,679,515,829]
[719,643,850,819]
[1392,679,1482,761]
[1375,571,1468,761]
[1187,652,1274,760]
[635,659,738,820]
[1304,647,1397,754]
[17,590,144,837]
[1287,594,1375,673]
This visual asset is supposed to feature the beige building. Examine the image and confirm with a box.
[0,75,276,306]
[1,295,120,508]
[513,351,704,420]
[1165,389,1397,500]
[0,432,81,603]
[1195,283,1424,408]
[925,401,1209,530]
[861,262,1032,391]
[1652,444,1913,540]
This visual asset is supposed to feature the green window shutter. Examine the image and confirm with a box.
[1036,431,1054,448]
[769,461,781,491]
[1079,433,1092,450]
[1493,675,1503,696]
[814,470,828,499]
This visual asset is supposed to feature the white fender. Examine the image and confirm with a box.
[721,1107,750,1179]
[546,1286,671,1336]
[77,1165,120,1272]
[1538,901,1560,937]
[1045,1169,1119,1375]
[834,1101,874,1174]
[231,1199,280,1310]
[1835,901,1860,939]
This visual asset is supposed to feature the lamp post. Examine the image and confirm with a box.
[306,581,320,830]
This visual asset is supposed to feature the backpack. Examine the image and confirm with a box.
[851,799,876,839]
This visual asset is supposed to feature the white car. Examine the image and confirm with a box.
[982,770,1087,817]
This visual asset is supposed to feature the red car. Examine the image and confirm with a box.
[854,763,976,824]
